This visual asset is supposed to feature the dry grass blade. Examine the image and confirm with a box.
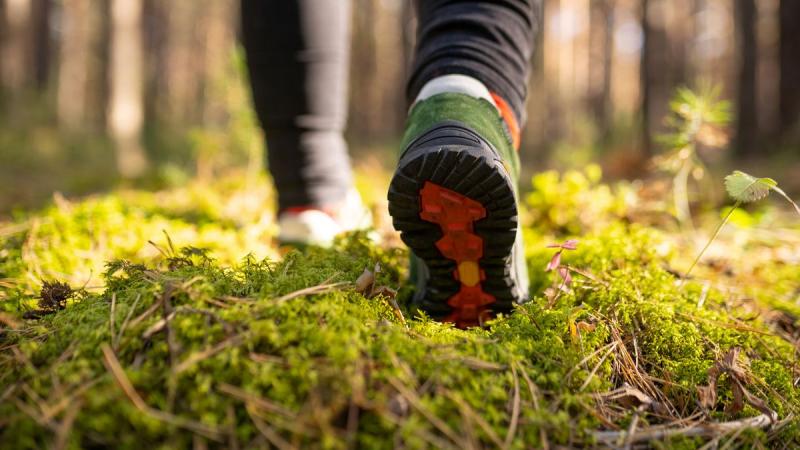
[517,368,549,449]
[109,293,116,344]
[142,312,176,339]
[504,363,521,449]
[378,408,459,450]
[386,376,463,447]
[0,222,29,238]
[579,341,617,392]
[100,344,222,441]
[115,293,142,350]
[53,398,82,450]
[173,333,247,374]
[41,379,100,422]
[217,383,294,417]
[610,326,677,417]
[127,295,164,329]
[272,282,350,304]
[444,390,505,449]
[0,311,22,330]
[439,354,505,371]
[245,404,295,450]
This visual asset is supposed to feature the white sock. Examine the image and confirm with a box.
[413,74,499,112]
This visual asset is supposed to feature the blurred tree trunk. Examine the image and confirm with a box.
[779,0,800,143]
[734,0,757,156]
[0,0,32,98]
[351,0,378,138]
[589,0,614,141]
[163,2,206,125]
[142,0,167,127]
[30,0,50,90]
[108,0,148,178]
[57,0,90,128]
[641,0,669,155]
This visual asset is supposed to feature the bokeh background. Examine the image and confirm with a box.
[1,0,799,216]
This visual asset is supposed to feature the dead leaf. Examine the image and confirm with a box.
[696,347,777,423]
[576,321,596,333]
[371,286,397,299]
[603,385,654,409]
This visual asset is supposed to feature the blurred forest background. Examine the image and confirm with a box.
[1,0,799,216]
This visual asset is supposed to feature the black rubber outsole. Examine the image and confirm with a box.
[387,121,521,318]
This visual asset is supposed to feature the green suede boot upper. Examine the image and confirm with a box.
[400,93,520,184]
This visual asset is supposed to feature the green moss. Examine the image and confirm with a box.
[1,171,799,448]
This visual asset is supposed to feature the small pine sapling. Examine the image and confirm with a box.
[654,85,731,227]
[684,171,800,278]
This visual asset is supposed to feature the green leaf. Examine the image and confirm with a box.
[724,171,775,203]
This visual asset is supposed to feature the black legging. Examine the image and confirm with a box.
[241,0,540,211]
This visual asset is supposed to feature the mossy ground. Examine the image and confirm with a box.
[1,167,799,449]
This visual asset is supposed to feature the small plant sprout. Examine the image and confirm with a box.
[545,239,579,304]
[654,85,731,228]
[684,171,800,278]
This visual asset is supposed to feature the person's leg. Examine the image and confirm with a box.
[389,0,541,327]
[409,0,540,141]
[240,0,353,213]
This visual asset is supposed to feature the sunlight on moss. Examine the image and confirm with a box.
[1,169,799,448]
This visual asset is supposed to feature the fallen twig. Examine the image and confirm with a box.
[593,413,775,445]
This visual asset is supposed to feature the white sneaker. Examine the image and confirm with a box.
[277,189,372,247]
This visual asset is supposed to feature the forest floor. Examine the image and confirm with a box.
[1,165,799,449]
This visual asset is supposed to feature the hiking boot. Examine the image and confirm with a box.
[278,189,372,247]
[388,91,529,328]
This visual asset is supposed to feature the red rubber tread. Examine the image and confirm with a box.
[419,181,495,328]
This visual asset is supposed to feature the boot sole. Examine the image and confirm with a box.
[388,121,521,327]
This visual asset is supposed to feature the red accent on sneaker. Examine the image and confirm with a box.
[490,92,521,150]
[419,181,495,328]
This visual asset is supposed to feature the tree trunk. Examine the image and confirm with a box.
[589,0,614,141]
[734,0,758,156]
[108,0,148,178]
[640,0,656,155]
[30,0,50,90]
[779,0,800,143]
[57,0,90,128]
[1,0,31,96]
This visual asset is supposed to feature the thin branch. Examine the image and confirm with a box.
[593,414,774,445]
